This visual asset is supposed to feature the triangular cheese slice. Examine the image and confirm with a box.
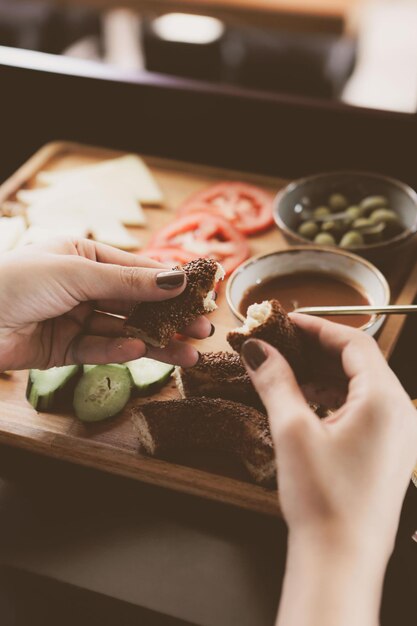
[24,182,146,227]
[18,223,89,246]
[36,155,164,206]
[90,218,141,250]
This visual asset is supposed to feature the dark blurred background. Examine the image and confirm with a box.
[1,0,416,113]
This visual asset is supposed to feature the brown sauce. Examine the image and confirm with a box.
[239,271,370,328]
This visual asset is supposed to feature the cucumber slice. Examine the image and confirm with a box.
[73,365,132,422]
[26,365,80,411]
[126,358,174,395]
[83,363,127,373]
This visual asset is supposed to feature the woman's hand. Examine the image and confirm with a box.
[0,239,212,371]
[242,315,417,626]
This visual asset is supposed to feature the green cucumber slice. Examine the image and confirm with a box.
[83,363,127,373]
[73,365,132,422]
[125,358,174,395]
[26,365,80,411]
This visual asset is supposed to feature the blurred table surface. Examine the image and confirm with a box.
[17,0,361,33]
[0,444,416,626]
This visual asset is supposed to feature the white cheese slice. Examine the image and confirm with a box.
[0,216,27,253]
[27,205,85,227]
[27,203,141,251]
[90,219,140,250]
[36,155,164,206]
[21,182,146,227]
[18,223,89,246]
[16,188,51,204]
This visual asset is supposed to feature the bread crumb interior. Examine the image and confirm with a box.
[237,300,272,333]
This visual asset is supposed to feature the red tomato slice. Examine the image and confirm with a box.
[178,182,274,235]
[148,212,250,276]
[145,247,199,266]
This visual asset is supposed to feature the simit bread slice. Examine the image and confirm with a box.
[124,258,224,348]
[131,397,276,486]
[175,349,329,416]
[227,299,306,378]
[174,351,263,411]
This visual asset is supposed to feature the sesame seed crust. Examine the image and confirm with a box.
[189,351,249,381]
[124,258,220,347]
[176,351,264,411]
[131,397,275,485]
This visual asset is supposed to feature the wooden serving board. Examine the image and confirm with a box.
[0,141,416,517]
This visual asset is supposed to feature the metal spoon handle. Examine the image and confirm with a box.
[294,305,417,316]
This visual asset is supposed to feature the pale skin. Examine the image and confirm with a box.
[0,238,212,372]
[242,315,417,626]
[1,240,417,625]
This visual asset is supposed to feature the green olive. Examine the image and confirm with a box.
[313,206,331,219]
[353,217,373,230]
[321,220,335,232]
[360,195,388,214]
[339,230,364,248]
[321,220,344,237]
[329,193,348,212]
[314,232,336,246]
[369,209,401,226]
[345,205,362,221]
[298,220,319,240]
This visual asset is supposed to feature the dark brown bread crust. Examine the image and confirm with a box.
[131,397,276,485]
[227,299,306,378]
[175,351,264,411]
[124,258,219,347]
[175,351,330,416]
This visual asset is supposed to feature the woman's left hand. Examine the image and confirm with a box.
[0,238,212,371]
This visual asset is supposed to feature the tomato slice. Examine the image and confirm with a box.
[145,247,199,266]
[178,182,274,235]
[147,212,250,276]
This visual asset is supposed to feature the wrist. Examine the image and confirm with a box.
[287,517,394,569]
[276,527,389,626]
[287,529,389,580]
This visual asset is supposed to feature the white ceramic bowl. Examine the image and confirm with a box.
[226,246,390,335]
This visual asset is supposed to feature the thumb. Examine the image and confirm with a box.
[241,339,314,441]
[67,257,187,302]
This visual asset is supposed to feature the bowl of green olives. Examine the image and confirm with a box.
[273,172,417,266]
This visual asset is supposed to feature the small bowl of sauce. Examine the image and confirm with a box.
[226,247,390,335]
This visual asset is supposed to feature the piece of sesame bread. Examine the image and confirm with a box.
[227,299,306,378]
[131,397,276,486]
[124,258,224,347]
[174,351,264,411]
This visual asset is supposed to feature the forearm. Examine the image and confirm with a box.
[276,532,389,626]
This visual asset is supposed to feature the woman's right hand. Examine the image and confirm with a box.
[243,314,417,553]
[241,316,417,626]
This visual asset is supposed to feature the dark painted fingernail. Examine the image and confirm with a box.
[213,291,218,301]
[209,323,215,337]
[242,339,267,371]
[156,270,185,290]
